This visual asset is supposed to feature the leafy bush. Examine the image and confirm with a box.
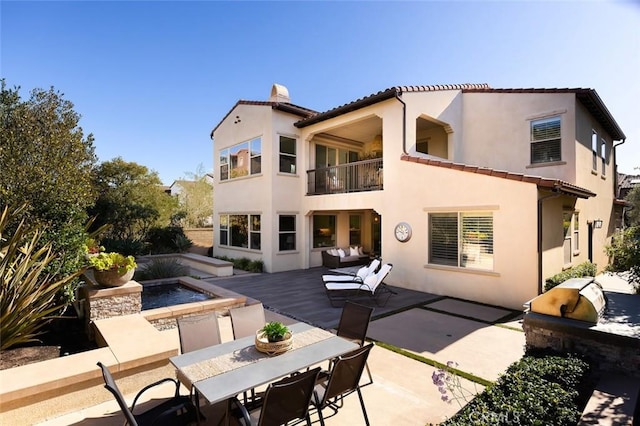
[442,351,591,426]
[605,227,640,293]
[101,237,146,256]
[544,262,597,291]
[134,258,189,281]
[87,252,137,273]
[214,256,264,273]
[146,226,192,254]
[0,206,85,350]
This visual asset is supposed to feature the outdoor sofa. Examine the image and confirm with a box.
[321,246,370,268]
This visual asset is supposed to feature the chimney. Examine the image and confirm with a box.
[269,83,290,103]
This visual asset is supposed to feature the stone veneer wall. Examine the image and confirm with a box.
[80,281,142,339]
[523,313,640,379]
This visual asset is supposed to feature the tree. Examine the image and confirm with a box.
[175,164,214,228]
[0,80,97,293]
[625,184,640,226]
[89,157,178,251]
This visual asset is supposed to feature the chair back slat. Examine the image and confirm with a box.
[97,362,138,426]
[322,344,373,403]
[336,302,373,345]
[177,313,222,353]
[259,367,321,426]
[229,303,266,339]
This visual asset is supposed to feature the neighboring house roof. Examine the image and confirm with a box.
[294,84,625,141]
[211,100,317,137]
[617,172,640,199]
[400,154,596,199]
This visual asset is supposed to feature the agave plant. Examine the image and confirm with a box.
[0,205,85,350]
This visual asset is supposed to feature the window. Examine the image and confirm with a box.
[313,215,336,248]
[279,136,296,174]
[563,212,572,265]
[349,215,361,246]
[429,212,494,270]
[573,212,579,252]
[279,215,296,251]
[219,214,261,250]
[219,138,262,181]
[530,116,561,164]
[600,138,606,176]
[591,131,598,171]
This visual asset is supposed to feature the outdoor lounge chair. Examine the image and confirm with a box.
[97,361,198,426]
[324,263,394,307]
[321,259,380,284]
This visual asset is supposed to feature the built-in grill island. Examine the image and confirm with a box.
[523,277,640,378]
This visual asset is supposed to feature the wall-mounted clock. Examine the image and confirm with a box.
[394,222,412,242]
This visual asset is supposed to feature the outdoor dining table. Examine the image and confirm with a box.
[169,322,359,408]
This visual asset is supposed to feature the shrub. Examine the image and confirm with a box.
[0,206,85,350]
[214,256,264,273]
[134,258,189,281]
[101,237,146,256]
[544,262,597,291]
[146,226,192,254]
[442,351,591,426]
[87,252,137,273]
[605,227,640,293]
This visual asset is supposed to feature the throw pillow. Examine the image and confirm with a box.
[358,246,364,255]
[349,246,360,257]
[328,248,339,257]
[337,248,346,258]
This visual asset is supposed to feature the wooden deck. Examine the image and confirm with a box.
[204,267,440,329]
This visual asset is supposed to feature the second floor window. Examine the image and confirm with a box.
[279,136,296,174]
[591,130,598,171]
[219,137,262,181]
[600,138,606,176]
[530,116,561,164]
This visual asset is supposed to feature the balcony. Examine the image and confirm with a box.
[307,158,383,195]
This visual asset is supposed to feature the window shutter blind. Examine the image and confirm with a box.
[430,214,458,266]
[461,214,493,270]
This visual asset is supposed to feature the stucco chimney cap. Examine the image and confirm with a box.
[270,83,290,103]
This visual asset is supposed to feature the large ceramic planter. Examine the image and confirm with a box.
[93,268,135,287]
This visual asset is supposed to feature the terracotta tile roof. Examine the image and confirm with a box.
[400,154,596,199]
[462,87,625,140]
[295,84,490,128]
[211,100,317,137]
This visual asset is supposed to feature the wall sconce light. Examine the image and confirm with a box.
[593,219,603,229]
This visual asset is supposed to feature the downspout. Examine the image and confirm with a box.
[613,138,626,198]
[537,192,562,294]
[394,89,407,155]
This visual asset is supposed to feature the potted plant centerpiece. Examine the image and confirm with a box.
[88,252,137,287]
[255,321,293,355]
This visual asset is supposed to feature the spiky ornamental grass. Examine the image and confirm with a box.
[1,206,85,350]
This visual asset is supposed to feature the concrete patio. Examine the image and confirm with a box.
[12,269,634,425]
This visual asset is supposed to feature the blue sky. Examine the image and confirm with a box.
[2,1,639,185]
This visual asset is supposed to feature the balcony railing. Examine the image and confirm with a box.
[307,158,383,195]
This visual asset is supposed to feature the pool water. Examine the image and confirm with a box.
[142,283,214,310]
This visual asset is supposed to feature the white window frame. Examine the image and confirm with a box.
[219,213,261,250]
[219,137,262,181]
[278,214,296,251]
[279,136,297,174]
[429,212,494,271]
[530,116,561,164]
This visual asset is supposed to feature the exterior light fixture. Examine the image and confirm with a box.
[593,219,603,229]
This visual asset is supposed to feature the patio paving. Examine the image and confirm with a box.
[32,267,529,425]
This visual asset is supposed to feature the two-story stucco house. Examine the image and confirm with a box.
[210,83,626,309]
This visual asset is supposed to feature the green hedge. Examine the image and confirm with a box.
[544,262,597,292]
[214,256,263,273]
[442,351,591,426]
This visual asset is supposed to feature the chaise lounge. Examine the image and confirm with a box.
[324,263,395,307]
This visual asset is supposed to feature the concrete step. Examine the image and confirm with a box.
[578,373,640,426]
